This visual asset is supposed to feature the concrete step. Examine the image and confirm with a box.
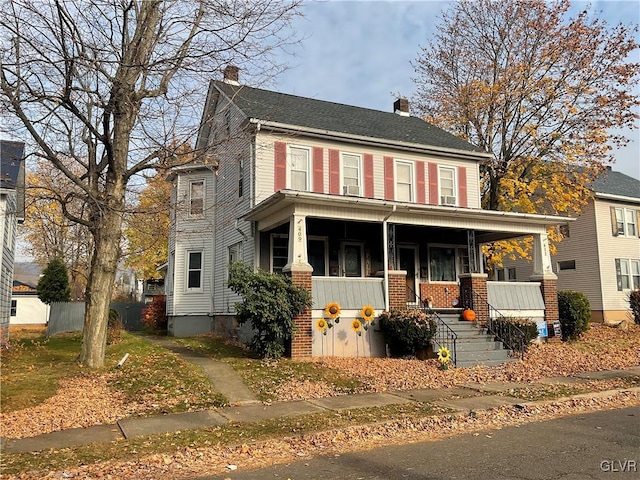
[456,341,504,352]
[456,349,513,362]
[455,357,519,368]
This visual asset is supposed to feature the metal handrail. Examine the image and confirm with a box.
[406,285,458,366]
[468,290,526,359]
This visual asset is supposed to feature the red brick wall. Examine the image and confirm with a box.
[388,271,407,310]
[420,284,460,308]
[459,274,488,323]
[539,277,559,325]
[289,270,313,358]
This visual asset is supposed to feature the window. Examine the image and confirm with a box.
[616,259,640,291]
[395,160,414,202]
[228,242,243,280]
[558,224,570,238]
[612,207,638,237]
[271,234,288,274]
[558,260,576,271]
[496,267,517,282]
[289,146,310,191]
[429,246,468,282]
[439,166,456,206]
[10,299,17,316]
[238,159,244,197]
[186,250,203,291]
[342,153,361,196]
[308,237,328,276]
[189,180,204,216]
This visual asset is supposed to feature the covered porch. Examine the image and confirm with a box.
[244,190,570,358]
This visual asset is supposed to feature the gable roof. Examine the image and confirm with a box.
[591,168,640,200]
[213,81,486,155]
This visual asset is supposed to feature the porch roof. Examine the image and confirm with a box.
[243,190,574,242]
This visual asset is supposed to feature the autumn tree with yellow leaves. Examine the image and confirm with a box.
[413,0,639,263]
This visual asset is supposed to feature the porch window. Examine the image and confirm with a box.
[271,234,288,274]
[189,180,204,217]
[289,146,310,191]
[395,160,414,202]
[186,250,203,292]
[438,166,456,206]
[341,153,361,196]
[308,236,328,276]
[616,258,640,290]
[429,246,469,282]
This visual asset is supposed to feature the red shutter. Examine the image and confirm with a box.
[364,153,374,198]
[416,161,426,204]
[384,156,394,200]
[329,149,340,195]
[458,166,467,207]
[313,147,324,193]
[274,141,287,192]
[428,162,439,205]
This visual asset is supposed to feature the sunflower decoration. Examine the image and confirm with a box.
[316,318,329,335]
[437,346,451,370]
[360,305,375,330]
[324,302,341,323]
[351,319,363,336]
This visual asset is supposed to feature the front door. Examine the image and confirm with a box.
[342,242,364,277]
[398,245,418,303]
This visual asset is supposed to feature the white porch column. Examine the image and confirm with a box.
[283,213,312,273]
[531,232,557,279]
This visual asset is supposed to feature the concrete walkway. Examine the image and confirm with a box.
[2,346,639,455]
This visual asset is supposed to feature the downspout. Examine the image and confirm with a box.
[382,205,396,311]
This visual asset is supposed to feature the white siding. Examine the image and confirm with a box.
[10,295,48,325]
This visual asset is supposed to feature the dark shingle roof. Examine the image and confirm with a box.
[214,81,485,155]
[592,169,640,199]
[0,140,24,190]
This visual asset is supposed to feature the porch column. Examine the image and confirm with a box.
[529,232,559,325]
[283,214,313,359]
[388,270,407,310]
[459,273,489,324]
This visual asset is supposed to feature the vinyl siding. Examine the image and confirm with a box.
[0,193,17,333]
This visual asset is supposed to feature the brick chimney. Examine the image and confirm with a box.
[394,97,409,116]
[223,65,239,85]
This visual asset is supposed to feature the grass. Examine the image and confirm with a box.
[506,376,640,401]
[176,336,364,402]
[0,401,452,475]
[1,329,226,416]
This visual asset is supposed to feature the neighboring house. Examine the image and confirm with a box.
[165,66,571,358]
[11,280,48,326]
[0,140,25,345]
[500,168,640,323]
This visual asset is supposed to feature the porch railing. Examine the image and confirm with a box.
[406,286,458,366]
[469,290,526,360]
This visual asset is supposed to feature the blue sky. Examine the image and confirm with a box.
[271,0,640,179]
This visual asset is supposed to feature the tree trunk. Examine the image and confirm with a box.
[78,196,125,368]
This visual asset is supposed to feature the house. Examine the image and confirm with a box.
[1,140,25,345]
[165,66,571,359]
[11,280,48,326]
[499,168,640,323]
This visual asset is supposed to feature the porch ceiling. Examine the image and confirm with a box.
[243,190,574,239]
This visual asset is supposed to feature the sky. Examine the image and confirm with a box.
[270,0,640,179]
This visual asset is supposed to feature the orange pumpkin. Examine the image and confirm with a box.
[462,309,476,321]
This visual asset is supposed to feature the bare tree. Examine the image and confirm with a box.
[1,0,301,367]
[413,0,639,215]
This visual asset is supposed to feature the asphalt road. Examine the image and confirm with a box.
[201,406,640,480]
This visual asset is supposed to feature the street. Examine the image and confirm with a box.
[202,406,640,480]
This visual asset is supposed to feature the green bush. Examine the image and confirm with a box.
[629,289,640,325]
[141,295,167,332]
[557,290,591,341]
[378,309,437,357]
[227,262,312,360]
[490,317,538,352]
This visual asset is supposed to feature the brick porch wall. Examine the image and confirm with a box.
[388,270,407,310]
[459,274,488,323]
[420,284,460,309]
[289,269,313,358]
[538,277,559,325]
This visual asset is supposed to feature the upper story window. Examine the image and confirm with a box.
[186,250,203,292]
[189,180,204,217]
[341,153,361,196]
[439,166,456,206]
[612,207,638,237]
[238,159,244,198]
[395,160,414,202]
[289,146,310,191]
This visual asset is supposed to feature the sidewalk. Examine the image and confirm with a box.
[2,336,639,455]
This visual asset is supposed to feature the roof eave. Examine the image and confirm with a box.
[595,192,640,204]
[249,118,491,161]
